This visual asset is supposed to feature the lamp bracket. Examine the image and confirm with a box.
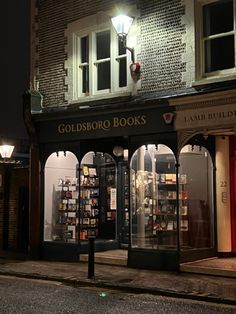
[125,46,135,63]
[119,35,135,63]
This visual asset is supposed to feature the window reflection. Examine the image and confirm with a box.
[44,150,118,243]
[179,145,214,249]
[130,144,214,251]
[130,145,177,249]
[44,151,79,243]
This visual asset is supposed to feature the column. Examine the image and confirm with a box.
[137,146,145,247]
[29,144,41,258]
[216,136,232,253]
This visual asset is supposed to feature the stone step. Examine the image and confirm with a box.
[80,251,128,266]
[180,257,236,278]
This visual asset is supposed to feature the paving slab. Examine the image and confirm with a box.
[0,258,235,306]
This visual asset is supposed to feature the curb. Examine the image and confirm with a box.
[0,271,236,306]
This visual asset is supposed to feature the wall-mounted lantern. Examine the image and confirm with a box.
[0,145,14,159]
[111,15,134,41]
[111,14,141,81]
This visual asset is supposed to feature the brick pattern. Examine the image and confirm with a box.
[35,0,187,106]
[0,167,28,250]
[181,0,195,87]
[138,0,186,94]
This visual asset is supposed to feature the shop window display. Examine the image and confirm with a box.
[79,151,117,240]
[99,158,117,239]
[130,144,179,249]
[79,163,99,239]
[44,151,79,243]
[44,150,117,243]
[120,165,130,245]
[130,144,214,251]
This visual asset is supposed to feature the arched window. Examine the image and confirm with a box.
[130,144,177,249]
[44,149,118,244]
[44,151,79,243]
[179,145,214,249]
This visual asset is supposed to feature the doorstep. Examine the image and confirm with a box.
[80,249,128,266]
[180,257,236,278]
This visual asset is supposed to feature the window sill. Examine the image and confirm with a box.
[192,74,236,87]
[69,91,132,106]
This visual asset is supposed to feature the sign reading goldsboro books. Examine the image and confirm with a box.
[37,107,175,142]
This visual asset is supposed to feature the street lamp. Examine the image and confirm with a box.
[111,14,134,63]
[111,14,134,40]
[111,14,141,81]
[0,145,14,159]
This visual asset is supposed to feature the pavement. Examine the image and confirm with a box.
[0,251,236,306]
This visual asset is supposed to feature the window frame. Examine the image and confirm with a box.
[65,12,134,104]
[93,29,111,94]
[195,0,236,82]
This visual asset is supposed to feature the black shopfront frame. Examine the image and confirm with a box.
[30,101,216,270]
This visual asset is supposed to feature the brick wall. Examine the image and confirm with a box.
[139,0,186,94]
[0,166,29,251]
[35,0,188,107]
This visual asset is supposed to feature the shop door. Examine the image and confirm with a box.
[230,157,236,252]
[99,164,117,239]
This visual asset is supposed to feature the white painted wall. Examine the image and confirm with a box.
[216,136,232,252]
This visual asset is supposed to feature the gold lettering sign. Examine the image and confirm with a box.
[58,115,147,134]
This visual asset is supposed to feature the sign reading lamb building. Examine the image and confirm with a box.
[175,104,236,130]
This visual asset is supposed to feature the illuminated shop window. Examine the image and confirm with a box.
[130,144,177,249]
[44,151,79,243]
[80,151,117,240]
[44,150,118,243]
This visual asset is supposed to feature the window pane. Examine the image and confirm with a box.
[130,145,177,249]
[179,146,214,250]
[96,31,110,60]
[82,66,89,93]
[99,154,117,239]
[119,37,126,55]
[81,36,89,63]
[203,0,233,37]
[97,61,110,90]
[119,57,127,87]
[204,35,234,72]
[44,152,79,243]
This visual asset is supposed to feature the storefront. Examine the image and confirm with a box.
[24,91,218,270]
[171,87,236,262]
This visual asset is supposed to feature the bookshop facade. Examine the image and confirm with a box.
[27,99,216,270]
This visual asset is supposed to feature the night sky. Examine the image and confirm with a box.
[1,0,30,140]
